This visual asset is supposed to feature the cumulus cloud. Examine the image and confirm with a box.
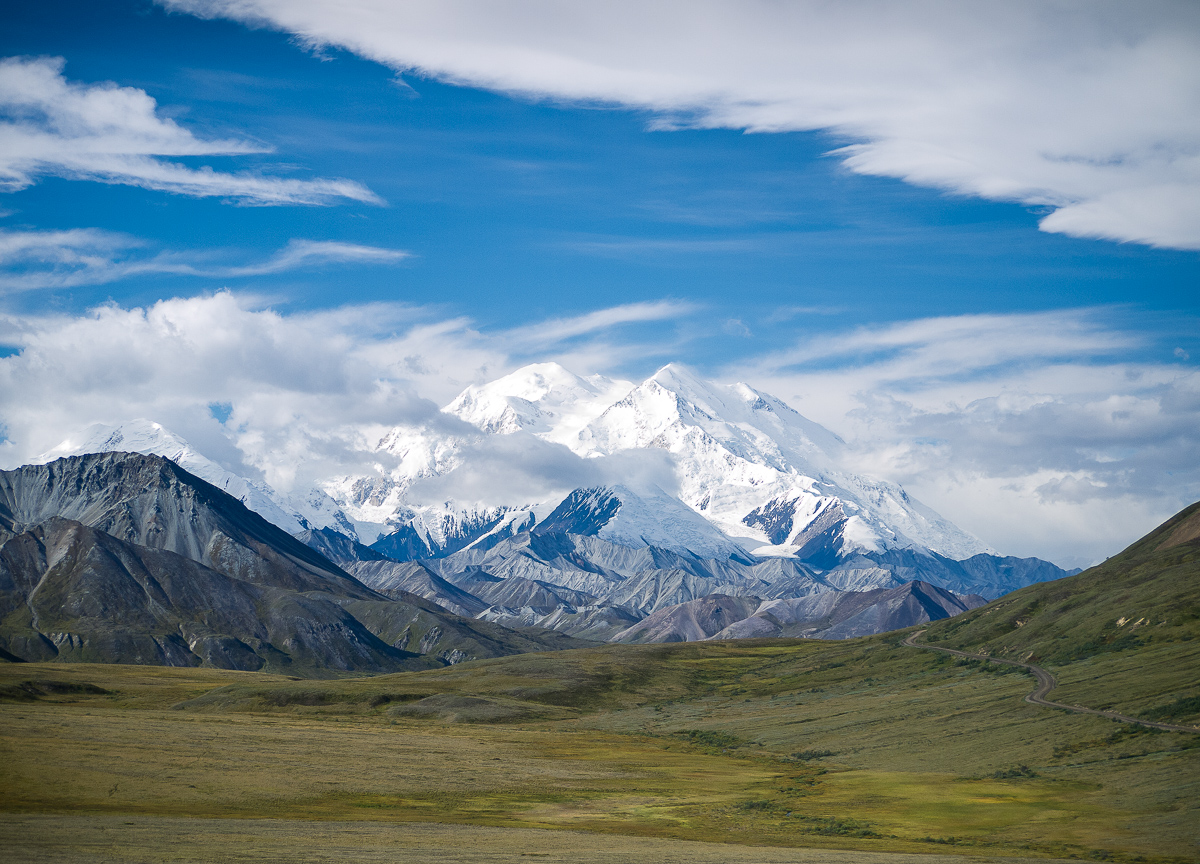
[0,230,411,291]
[0,292,443,488]
[0,292,693,492]
[0,292,1193,563]
[163,0,1200,248]
[0,56,380,205]
[407,435,680,509]
[729,310,1200,564]
[404,433,598,509]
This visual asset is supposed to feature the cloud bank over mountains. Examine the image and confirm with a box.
[0,292,1194,566]
[0,3,1195,571]
[164,0,1200,249]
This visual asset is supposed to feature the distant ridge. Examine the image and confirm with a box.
[607,581,985,644]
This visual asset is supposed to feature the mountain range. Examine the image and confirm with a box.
[9,363,1081,666]
[0,453,580,673]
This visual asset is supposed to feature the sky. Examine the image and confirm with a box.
[0,0,1197,566]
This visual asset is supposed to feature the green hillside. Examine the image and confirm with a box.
[928,501,1200,660]
[923,501,1200,726]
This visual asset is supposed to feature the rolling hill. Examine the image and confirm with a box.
[925,500,1200,665]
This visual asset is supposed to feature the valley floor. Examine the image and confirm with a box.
[0,815,1070,864]
[1,635,1197,863]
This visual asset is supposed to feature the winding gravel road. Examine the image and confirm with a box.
[902,630,1199,733]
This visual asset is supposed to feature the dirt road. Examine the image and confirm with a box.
[902,630,1199,733]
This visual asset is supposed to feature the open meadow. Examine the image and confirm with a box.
[3,628,1197,863]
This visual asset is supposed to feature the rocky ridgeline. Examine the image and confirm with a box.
[0,453,580,672]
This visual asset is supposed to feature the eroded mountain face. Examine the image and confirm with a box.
[302,523,1058,643]
[0,453,583,671]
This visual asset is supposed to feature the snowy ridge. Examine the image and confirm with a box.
[445,362,632,445]
[534,484,751,560]
[42,362,992,573]
[37,420,359,539]
[454,363,990,561]
[577,365,989,559]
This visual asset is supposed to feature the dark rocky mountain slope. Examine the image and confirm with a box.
[0,517,407,672]
[300,527,489,618]
[710,581,986,641]
[0,452,371,598]
[0,454,583,673]
[609,594,763,643]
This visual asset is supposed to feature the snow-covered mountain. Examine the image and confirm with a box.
[40,365,1048,585]
[43,365,994,567]
[30,366,1079,644]
[37,420,360,539]
[444,362,632,445]
[443,362,990,562]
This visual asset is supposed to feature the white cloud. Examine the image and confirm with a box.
[0,292,692,489]
[503,300,696,347]
[162,0,1200,249]
[0,229,409,291]
[0,293,1193,564]
[0,56,380,205]
[222,240,410,275]
[728,310,1200,565]
[0,292,456,489]
[406,437,680,510]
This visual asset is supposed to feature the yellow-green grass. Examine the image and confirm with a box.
[8,504,1200,861]
[0,698,1151,859]
[0,814,1068,864]
[1043,639,1200,722]
[3,631,1198,863]
[923,501,1200,732]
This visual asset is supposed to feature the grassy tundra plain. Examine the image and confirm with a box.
[1,634,1197,863]
[2,504,1199,863]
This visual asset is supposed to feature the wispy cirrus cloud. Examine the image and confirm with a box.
[753,310,1137,386]
[0,229,410,291]
[504,300,697,347]
[0,56,380,205]
[164,0,1200,249]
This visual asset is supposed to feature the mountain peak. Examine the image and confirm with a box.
[646,363,724,405]
[37,419,191,466]
[444,362,632,443]
[37,420,361,541]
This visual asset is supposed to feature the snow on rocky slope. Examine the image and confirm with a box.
[41,364,996,569]
[445,362,991,562]
[37,420,359,539]
[533,485,750,560]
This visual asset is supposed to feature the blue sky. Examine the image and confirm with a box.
[4,2,1196,337]
[1,0,1198,563]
